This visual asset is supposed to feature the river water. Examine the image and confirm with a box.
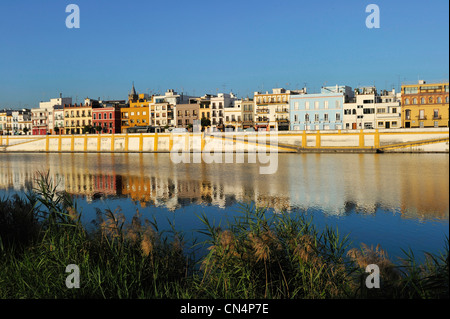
[0,152,448,262]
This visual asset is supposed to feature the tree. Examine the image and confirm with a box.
[201,118,211,130]
[83,125,93,134]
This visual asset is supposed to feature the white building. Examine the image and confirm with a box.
[13,109,32,135]
[32,95,72,135]
[343,87,401,130]
[151,89,193,128]
[210,93,237,130]
[224,101,242,130]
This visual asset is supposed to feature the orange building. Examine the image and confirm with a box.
[121,83,151,133]
[401,81,449,128]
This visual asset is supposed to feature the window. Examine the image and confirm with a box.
[324,101,329,109]
[405,109,411,120]
[378,121,384,127]
[404,87,418,94]
[314,101,319,109]
[93,114,96,120]
[344,109,351,115]
[437,97,442,103]
[305,114,310,122]
[363,108,375,114]
[315,114,319,122]
[324,113,329,122]
[336,113,341,121]
[335,100,341,108]
[377,108,386,114]
[419,109,425,120]
[392,121,397,127]
[294,102,299,110]
[109,113,112,119]
[294,114,298,122]
[421,98,425,104]
[305,101,310,109]
[413,98,417,104]
[433,109,439,119]
[392,107,397,113]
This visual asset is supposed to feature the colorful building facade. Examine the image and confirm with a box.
[401,81,449,128]
[92,101,123,134]
[121,84,151,133]
[64,99,96,134]
[289,86,352,131]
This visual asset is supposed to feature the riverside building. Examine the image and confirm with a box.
[289,86,352,131]
[121,83,151,133]
[64,98,98,134]
[401,81,449,128]
[343,87,401,130]
[32,95,72,135]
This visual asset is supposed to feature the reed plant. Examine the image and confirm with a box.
[0,173,448,299]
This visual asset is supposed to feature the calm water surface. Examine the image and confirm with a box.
[0,153,448,262]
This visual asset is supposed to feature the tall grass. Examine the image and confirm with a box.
[0,173,448,299]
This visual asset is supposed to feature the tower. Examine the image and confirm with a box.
[128,82,138,103]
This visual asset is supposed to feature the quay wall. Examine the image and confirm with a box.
[0,128,448,153]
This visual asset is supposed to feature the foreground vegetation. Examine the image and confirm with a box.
[0,173,448,299]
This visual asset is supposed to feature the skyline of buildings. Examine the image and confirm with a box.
[0,79,448,135]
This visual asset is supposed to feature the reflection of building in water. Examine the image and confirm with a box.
[0,153,448,220]
[64,172,122,202]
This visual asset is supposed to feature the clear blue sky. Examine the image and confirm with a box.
[0,0,448,108]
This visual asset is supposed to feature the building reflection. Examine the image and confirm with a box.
[0,153,448,220]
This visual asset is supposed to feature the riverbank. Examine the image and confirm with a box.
[1,173,448,299]
[1,128,448,153]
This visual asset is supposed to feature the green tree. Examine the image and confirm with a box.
[201,118,211,130]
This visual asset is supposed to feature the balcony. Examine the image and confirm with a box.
[276,118,289,123]
[256,100,287,105]
[433,115,442,120]
[256,108,269,114]
[275,108,289,113]
[417,115,427,120]
[32,115,47,120]
[256,117,269,123]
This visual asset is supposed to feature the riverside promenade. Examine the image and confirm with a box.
[0,128,448,153]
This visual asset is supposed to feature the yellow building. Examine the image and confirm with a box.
[0,110,7,134]
[121,84,151,133]
[64,99,95,134]
[401,81,449,128]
